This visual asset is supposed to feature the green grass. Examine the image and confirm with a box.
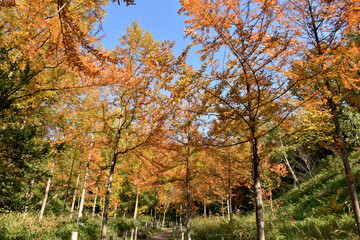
[0,213,151,240]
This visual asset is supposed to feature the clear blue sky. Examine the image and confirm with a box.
[101,0,192,57]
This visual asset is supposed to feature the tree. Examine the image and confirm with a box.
[288,0,360,234]
[180,1,295,239]
[99,22,175,240]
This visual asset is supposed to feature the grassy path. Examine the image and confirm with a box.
[151,228,173,240]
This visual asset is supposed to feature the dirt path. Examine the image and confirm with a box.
[151,228,173,240]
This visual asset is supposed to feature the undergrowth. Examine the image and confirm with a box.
[0,213,149,240]
[190,153,360,240]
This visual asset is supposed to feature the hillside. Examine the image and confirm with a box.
[190,152,360,240]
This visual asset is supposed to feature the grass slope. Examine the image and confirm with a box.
[191,153,360,239]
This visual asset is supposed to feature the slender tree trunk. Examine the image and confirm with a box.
[153,188,158,229]
[100,197,103,215]
[101,150,118,240]
[221,193,224,218]
[114,203,118,218]
[78,135,94,223]
[269,189,274,220]
[280,138,301,190]
[186,155,191,240]
[162,200,170,228]
[39,158,55,221]
[226,194,231,222]
[24,178,35,216]
[123,206,127,218]
[203,194,206,218]
[77,195,80,210]
[133,185,139,225]
[227,152,232,221]
[180,204,183,232]
[251,135,265,240]
[70,164,82,219]
[233,195,237,215]
[92,186,98,216]
[62,157,76,216]
[130,229,134,240]
[326,91,360,236]
[133,159,141,224]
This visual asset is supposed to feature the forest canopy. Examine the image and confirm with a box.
[0,0,360,240]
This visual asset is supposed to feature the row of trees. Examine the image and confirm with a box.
[1,0,359,240]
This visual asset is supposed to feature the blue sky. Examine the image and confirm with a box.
[101,0,192,57]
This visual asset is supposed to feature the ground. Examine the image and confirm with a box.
[151,228,173,240]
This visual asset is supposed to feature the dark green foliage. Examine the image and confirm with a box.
[114,217,134,234]
[0,122,50,212]
[0,46,41,113]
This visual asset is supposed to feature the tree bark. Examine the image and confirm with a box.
[153,188,158,229]
[180,204,183,232]
[114,203,118,218]
[269,189,274,220]
[326,91,360,236]
[133,159,141,225]
[162,199,170,228]
[133,185,139,224]
[226,194,231,222]
[70,163,81,219]
[78,135,94,223]
[62,157,76,216]
[203,194,206,218]
[227,152,232,221]
[221,193,224,218]
[101,149,118,240]
[24,178,35,216]
[251,135,265,240]
[39,158,55,221]
[92,186,98,216]
[280,138,301,190]
[186,154,191,240]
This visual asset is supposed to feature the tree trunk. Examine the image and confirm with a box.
[123,206,127,218]
[24,178,35,216]
[221,193,224,218]
[326,92,360,236]
[130,229,134,240]
[280,138,301,190]
[78,135,94,223]
[180,204,183,232]
[203,194,206,218]
[269,189,274,220]
[186,155,191,240]
[162,200,170,228]
[133,185,139,225]
[62,157,76,216]
[92,186,98,216]
[153,188,158,229]
[70,164,82,219]
[252,136,265,240]
[233,195,237,215]
[226,194,231,222]
[101,150,118,240]
[114,203,118,218]
[227,152,232,221]
[39,158,55,221]
[133,159,141,224]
